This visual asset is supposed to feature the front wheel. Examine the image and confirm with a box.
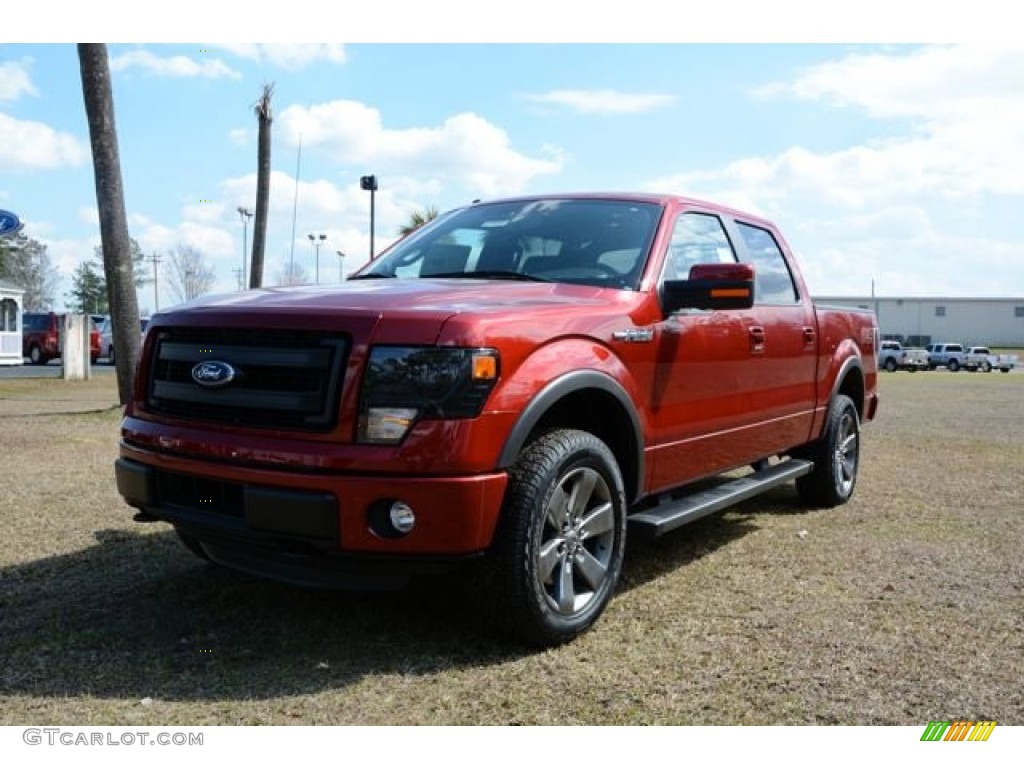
[948,359,960,372]
[486,429,627,647]
[883,358,897,372]
[795,394,860,508]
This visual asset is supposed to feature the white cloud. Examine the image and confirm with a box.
[278,100,562,197]
[0,112,87,171]
[228,128,248,146]
[110,50,241,80]
[525,89,676,115]
[647,44,1024,296]
[0,60,37,102]
[78,207,99,225]
[215,44,346,70]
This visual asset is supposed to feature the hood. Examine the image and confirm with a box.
[148,278,636,346]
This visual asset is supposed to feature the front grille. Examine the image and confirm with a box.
[146,327,347,431]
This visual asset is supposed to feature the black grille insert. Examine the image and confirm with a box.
[146,327,346,431]
[155,468,244,519]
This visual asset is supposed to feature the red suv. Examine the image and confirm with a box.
[22,312,101,365]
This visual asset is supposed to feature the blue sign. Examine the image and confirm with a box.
[0,210,23,238]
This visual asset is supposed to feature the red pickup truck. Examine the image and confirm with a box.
[116,193,878,646]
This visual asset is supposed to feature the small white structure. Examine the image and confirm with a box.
[815,296,1024,347]
[0,279,24,366]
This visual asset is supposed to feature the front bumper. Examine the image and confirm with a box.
[116,445,508,589]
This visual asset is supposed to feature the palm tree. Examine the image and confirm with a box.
[78,43,140,403]
[398,206,439,237]
[250,83,273,288]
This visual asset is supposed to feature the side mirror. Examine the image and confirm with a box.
[661,262,755,315]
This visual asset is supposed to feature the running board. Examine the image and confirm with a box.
[627,459,814,539]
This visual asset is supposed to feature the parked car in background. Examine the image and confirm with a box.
[924,342,968,371]
[99,316,149,365]
[964,346,1018,373]
[22,312,100,365]
[878,340,929,372]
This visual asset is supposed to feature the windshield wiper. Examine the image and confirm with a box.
[425,270,551,283]
[347,272,395,280]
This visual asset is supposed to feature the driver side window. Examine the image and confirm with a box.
[661,212,738,282]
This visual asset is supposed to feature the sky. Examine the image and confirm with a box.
[3,5,1023,311]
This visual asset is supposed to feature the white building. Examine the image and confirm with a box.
[0,279,24,365]
[815,296,1024,348]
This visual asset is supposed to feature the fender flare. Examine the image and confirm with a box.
[829,355,865,414]
[496,370,645,499]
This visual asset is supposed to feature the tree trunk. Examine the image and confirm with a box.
[78,44,140,404]
[250,83,273,289]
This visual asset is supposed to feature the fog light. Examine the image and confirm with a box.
[389,501,416,534]
[368,499,417,539]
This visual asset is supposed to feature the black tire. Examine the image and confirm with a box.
[175,528,212,562]
[981,361,992,373]
[107,344,115,365]
[486,429,627,647]
[883,358,897,372]
[948,359,960,372]
[795,394,860,508]
[29,344,44,365]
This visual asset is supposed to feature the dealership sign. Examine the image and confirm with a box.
[0,210,24,238]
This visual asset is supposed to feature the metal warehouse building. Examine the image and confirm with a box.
[814,297,1024,348]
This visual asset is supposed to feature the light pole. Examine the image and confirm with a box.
[336,251,346,282]
[237,206,252,291]
[308,233,326,284]
[360,174,377,260]
[147,252,162,311]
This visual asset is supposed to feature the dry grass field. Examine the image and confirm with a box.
[1,371,1021,725]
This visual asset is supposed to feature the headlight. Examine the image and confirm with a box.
[358,346,500,444]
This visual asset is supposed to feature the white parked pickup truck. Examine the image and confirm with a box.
[879,340,929,372]
[964,346,1018,373]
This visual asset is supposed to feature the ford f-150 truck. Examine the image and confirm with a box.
[964,346,1018,373]
[115,193,879,646]
[925,342,968,371]
[879,340,929,372]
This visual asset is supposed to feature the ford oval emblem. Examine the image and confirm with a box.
[191,360,237,388]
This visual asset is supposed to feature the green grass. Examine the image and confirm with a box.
[1,373,1022,724]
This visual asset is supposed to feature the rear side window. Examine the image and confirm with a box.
[735,222,799,304]
[23,314,47,332]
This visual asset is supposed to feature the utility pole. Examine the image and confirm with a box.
[147,251,162,311]
[237,206,253,290]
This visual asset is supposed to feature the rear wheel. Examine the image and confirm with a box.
[29,344,44,365]
[107,344,115,365]
[795,394,860,508]
[948,359,960,372]
[486,429,627,647]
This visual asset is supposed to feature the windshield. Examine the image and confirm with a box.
[356,198,662,290]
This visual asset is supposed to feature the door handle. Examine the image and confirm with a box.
[749,325,765,354]
[803,326,816,347]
